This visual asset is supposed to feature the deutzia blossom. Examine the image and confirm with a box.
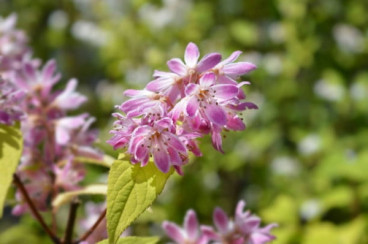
[109,42,257,174]
[163,201,277,244]
[0,77,25,125]
[163,209,209,244]
[201,200,277,244]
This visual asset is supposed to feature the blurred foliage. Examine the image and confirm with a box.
[1,0,368,243]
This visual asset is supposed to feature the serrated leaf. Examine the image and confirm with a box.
[52,184,107,211]
[107,159,172,244]
[98,236,159,244]
[0,123,23,218]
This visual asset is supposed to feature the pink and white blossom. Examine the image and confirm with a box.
[0,77,25,125]
[109,42,257,174]
[163,209,209,244]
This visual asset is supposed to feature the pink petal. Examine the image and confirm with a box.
[219,51,242,66]
[204,104,227,125]
[211,129,223,153]
[186,96,199,117]
[167,58,187,76]
[217,75,238,85]
[123,89,142,97]
[54,79,87,110]
[146,77,174,92]
[213,207,229,233]
[156,117,173,130]
[23,63,36,81]
[170,98,188,121]
[223,62,257,76]
[174,165,184,175]
[184,42,200,67]
[153,70,173,78]
[184,210,199,240]
[164,132,187,152]
[1,14,17,32]
[200,73,216,88]
[200,225,220,240]
[240,216,261,233]
[232,237,246,244]
[197,235,209,244]
[153,149,170,173]
[185,83,199,96]
[258,223,278,233]
[236,200,246,217]
[212,84,238,100]
[162,222,186,243]
[55,115,86,145]
[42,59,57,81]
[226,116,245,131]
[135,139,149,160]
[196,53,222,73]
[249,232,276,244]
[168,147,183,165]
[186,139,202,157]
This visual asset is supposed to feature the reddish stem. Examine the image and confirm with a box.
[13,173,61,244]
[74,209,107,244]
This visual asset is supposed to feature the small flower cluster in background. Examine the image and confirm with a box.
[0,14,102,215]
[163,200,277,244]
[0,77,25,125]
[108,42,257,174]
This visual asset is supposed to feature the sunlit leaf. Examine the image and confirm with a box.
[107,159,172,244]
[98,236,159,244]
[0,123,23,218]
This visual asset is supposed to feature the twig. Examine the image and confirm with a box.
[74,208,107,243]
[13,173,61,244]
[63,199,80,244]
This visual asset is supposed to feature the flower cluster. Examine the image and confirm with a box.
[0,14,102,215]
[0,77,25,125]
[108,42,257,174]
[162,200,277,244]
[0,14,34,77]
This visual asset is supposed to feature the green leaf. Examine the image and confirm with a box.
[107,159,172,244]
[98,236,159,244]
[0,123,23,218]
[74,154,115,168]
[52,184,107,211]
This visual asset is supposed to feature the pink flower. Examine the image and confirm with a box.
[175,72,238,126]
[120,89,169,118]
[54,158,86,190]
[0,14,31,74]
[0,77,25,125]
[109,42,257,173]
[163,210,209,244]
[146,70,184,103]
[128,117,188,173]
[213,51,256,83]
[107,113,139,150]
[51,78,87,111]
[202,200,277,244]
[12,60,61,102]
[55,113,89,145]
[167,42,222,80]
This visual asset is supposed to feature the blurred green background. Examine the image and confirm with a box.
[1,0,368,243]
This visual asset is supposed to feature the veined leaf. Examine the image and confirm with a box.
[52,184,107,210]
[107,159,172,244]
[0,123,23,218]
[98,236,159,244]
